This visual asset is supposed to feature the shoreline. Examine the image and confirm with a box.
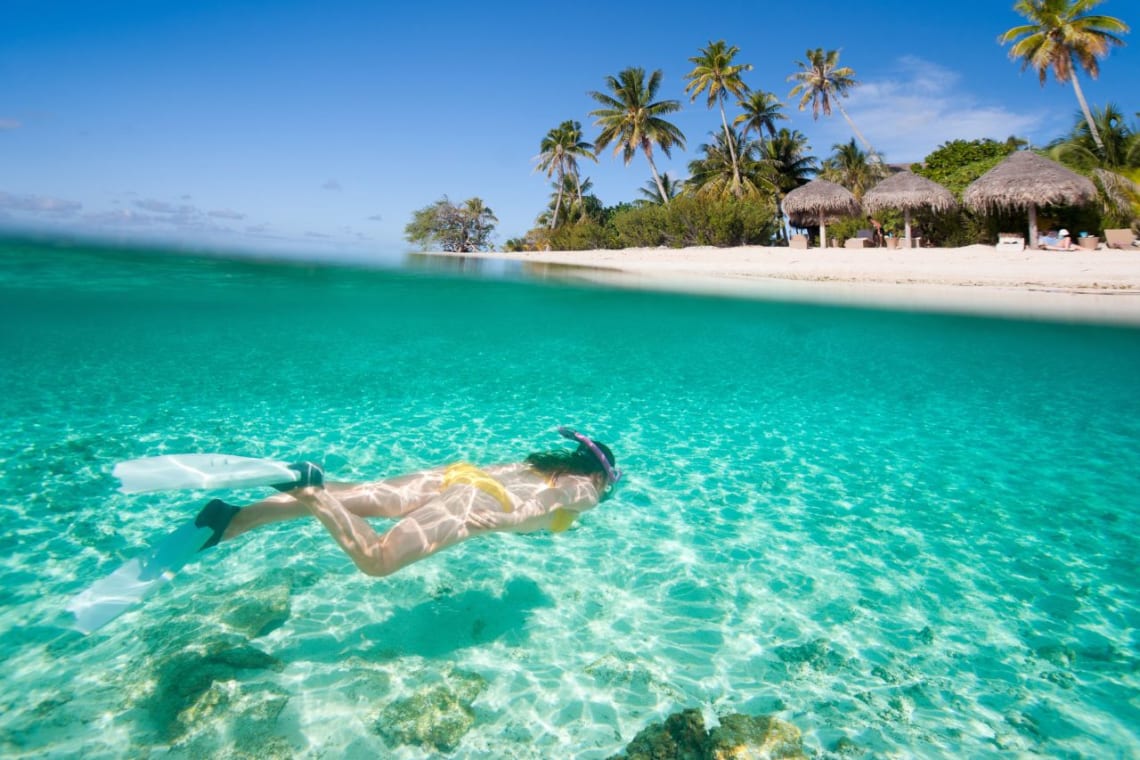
[429,244,1140,325]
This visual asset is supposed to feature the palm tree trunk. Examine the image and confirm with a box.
[550,166,564,229]
[835,102,881,163]
[719,99,742,197]
[773,191,786,244]
[1069,74,1105,153]
[573,171,586,222]
[644,149,670,206]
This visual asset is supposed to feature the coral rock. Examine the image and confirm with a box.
[609,708,806,760]
[373,669,487,753]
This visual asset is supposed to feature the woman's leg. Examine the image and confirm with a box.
[290,485,487,577]
[221,469,447,541]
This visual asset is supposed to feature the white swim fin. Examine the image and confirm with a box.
[66,519,216,634]
[113,454,302,493]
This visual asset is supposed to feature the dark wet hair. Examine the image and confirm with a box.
[526,441,616,481]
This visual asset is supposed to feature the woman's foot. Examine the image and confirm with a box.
[273,461,324,492]
[194,499,242,550]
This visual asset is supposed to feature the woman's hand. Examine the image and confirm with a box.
[466,510,509,532]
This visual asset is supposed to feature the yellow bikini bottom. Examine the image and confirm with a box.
[441,463,513,513]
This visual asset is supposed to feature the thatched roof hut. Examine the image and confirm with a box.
[863,171,956,244]
[963,151,1097,245]
[782,179,861,248]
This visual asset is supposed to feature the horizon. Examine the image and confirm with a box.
[2,0,1137,258]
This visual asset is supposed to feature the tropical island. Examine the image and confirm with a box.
[406,0,1136,261]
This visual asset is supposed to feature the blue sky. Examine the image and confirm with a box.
[2,0,1137,258]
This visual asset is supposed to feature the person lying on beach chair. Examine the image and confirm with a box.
[1043,229,1075,251]
[198,427,621,577]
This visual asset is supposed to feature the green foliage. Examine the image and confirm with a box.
[404,196,497,252]
[685,129,772,200]
[589,67,686,202]
[535,120,597,228]
[547,220,615,251]
[1046,105,1140,228]
[819,138,886,199]
[787,48,856,119]
[914,139,1016,197]
[610,195,778,248]
[609,204,668,248]
[823,216,864,243]
[913,208,1004,247]
[525,197,777,250]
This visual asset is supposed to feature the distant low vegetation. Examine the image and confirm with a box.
[407,0,1135,251]
[404,197,497,253]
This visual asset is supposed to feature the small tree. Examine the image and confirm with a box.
[404,196,498,252]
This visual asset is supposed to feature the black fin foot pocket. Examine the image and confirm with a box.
[273,461,324,493]
[195,499,242,551]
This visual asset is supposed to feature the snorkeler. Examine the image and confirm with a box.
[201,427,622,577]
[68,428,621,633]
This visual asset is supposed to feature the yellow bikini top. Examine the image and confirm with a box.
[550,509,576,532]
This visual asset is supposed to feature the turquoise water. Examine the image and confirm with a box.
[1,239,1138,758]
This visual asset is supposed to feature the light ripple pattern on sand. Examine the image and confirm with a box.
[0,240,1138,758]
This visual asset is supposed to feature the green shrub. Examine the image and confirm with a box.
[547,220,615,251]
[610,196,777,248]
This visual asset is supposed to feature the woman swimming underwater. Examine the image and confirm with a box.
[196,427,622,577]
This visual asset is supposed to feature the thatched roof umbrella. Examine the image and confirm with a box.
[782,179,861,249]
[863,171,956,246]
[963,151,1097,246]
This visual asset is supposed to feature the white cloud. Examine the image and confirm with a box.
[208,208,246,220]
[806,56,1045,163]
[134,198,196,215]
[321,179,342,191]
[0,118,21,131]
[0,191,81,215]
[367,213,383,221]
[84,209,155,227]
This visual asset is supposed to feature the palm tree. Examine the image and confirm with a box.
[686,129,773,200]
[763,128,819,241]
[638,173,684,205]
[765,129,818,191]
[560,121,597,222]
[684,40,753,196]
[461,197,497,251]
[534,120,596,228]
[819,138,886,199]
[1053,103,1139,169]
[787,48,878,162]
[589,67,686,204]
[999,0,1129,154]
[1048,104,1140,225]
[734,90,786,145]
[539,174,597,228]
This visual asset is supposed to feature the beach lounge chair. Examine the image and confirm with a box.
[1104,229,1137,249]
[845,237,873,249]
[996,233,1024,252]
[789,234,808,249]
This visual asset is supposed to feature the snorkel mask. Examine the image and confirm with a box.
[558,426,623,500]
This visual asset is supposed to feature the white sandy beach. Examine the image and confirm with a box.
[434,244,1140,325]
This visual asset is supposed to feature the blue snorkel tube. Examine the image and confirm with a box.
[558,426,623,501]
